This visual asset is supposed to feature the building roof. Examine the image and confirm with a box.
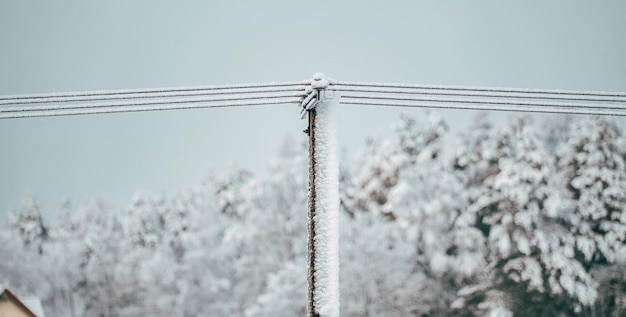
[0,288,39,317]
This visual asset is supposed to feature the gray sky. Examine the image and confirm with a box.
[1,1,625,219]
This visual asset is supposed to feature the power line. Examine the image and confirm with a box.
[340,100,626,116]
[2,78,626,119]
[0,82,309,119]
[1,93,304,113]
[334,81,626,98]
[0,98,301,119]
[332,81,626,116]
[340,94,626,112]
[0,87,306,106]
[333,87,626,104]
[0,81,309,102]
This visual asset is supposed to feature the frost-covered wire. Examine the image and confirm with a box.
[340,100,626,116]
[334,81,626,98]
[334,87,626,104]
[340,94,626,112]
[0,81,309,103]
[0,87,307,106]
[0,93,304,113]
[334,81,626,116]
[0,98,301,119]
[4,78,626,119]
[0,81,309,119]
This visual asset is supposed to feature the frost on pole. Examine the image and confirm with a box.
[307,73,340,317]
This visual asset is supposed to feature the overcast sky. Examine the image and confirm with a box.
[1,1,625,219]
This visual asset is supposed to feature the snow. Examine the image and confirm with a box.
[301,90,318,111]
[311,86,340,316]
[22,296,46,317]
[311,73,330,90]
[3,109,626,316]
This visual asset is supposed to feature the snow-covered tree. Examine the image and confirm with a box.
[245,258,307,317]
[4,112,625,316]
[0,214,43,300]
[589,260,626,316]
[124,184,234,316]
[453,115,597,315]
[453,112,498,190]
[46,199,145,317]
[558,116,626,267]
[340,211,444,317]
[382,113,471,312]
[216,165,254,218]
[228,136,309,315]
[345,112,448,220]
[552,116,626,316]
[8,197,49,254]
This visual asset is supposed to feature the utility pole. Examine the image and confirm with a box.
[305,73,340,317]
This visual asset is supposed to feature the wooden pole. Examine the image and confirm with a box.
[306,73,339,317]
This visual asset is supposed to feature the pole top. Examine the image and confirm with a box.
[311,73,329,90]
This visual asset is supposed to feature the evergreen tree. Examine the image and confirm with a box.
[558,116,626,267]
[9,197,49,254]
[557,116,626,316]
[4,113,625,316]
[453,115,596,315]
[345,112,448,220]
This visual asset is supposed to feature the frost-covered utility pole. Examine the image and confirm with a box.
[302,73,340,317]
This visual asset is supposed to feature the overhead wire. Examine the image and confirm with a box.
[331,81,626,117]
[1,92,305,113]
[0,81,309,119]
[334,81,626,98]
[333,87,626,104]
[1,79,626,118]
[339,94,626,112]
[0,81,309,102]
[0,87,307,106]
[339,100,626,117]
[0,98,302,119]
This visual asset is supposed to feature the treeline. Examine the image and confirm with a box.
[1,113,625,316]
